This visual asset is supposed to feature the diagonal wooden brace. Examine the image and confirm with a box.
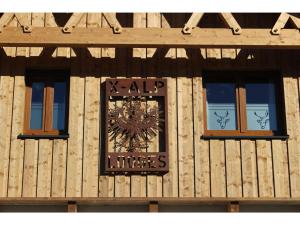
[289,15,300,30]
[271,13,290,35]
[0,13,32,33]
[103,13,122,34]
[182,13,204,34]
[220,13,242,35]
[15,13,32,33]
[0,13,14,33]
[62,13,86,33]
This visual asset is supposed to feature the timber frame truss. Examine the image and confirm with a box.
[0,13,299,48]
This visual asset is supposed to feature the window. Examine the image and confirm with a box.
[203,71,285,137]
[24,70,69,135]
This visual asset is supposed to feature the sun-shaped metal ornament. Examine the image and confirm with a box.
[108,96,163,152]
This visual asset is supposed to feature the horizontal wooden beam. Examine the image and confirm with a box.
[0,27,300,49]
[0,197,300,205]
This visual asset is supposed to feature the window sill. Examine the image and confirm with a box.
[17,134,69,140]
[201,135,289,140]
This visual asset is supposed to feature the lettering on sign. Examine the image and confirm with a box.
[105,78,168,174]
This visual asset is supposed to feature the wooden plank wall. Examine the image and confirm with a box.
[0,13,299,199]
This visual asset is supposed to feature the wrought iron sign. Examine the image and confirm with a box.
[105,78,168,174]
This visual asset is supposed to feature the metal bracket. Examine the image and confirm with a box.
[220,13,242,35]
[272,13,300,35]
[0,13,32,33]
[103,13,123,34]
[62,13,86,33]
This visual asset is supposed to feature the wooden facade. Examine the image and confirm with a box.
[0,13,300,212]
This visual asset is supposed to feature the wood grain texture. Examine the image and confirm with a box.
[210,140,226,197]
[177,77,194,197]
[7,60,25,197]
[284,76,300,197]
[87,13,101,58]
[82,62,100,197]
[37,140,53,197]
[15,13,30,57]
[3,14,17,57]
[51,139,67,197]
[0,60,14,197]
[256,140,274,197]
[225,140,242,197]
[272,140,290,198]
[162,14,178,198]
[30,13,44,56]
[22,139,38,197]
[193,73,210,198]
[98,76,114,198]
[241,140,258,197]
[146,13,163,198]
[101,13,115,58]
[66,59,85,197]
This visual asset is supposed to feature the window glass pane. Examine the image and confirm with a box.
[53,82,66,130]
[246,82,277,130]
[30,82,44,129]
[206,83,237,130]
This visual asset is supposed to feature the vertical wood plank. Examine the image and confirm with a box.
[284,76,300,197]
[22,139,38,197]
[210,140,226,197]
[162,14,178,198]
[22,13,43,198]
[8,60,25,197]
[256,140,274,197]
[177,77,194,197]
[241,140,258,197]
[37,140,53,197]
[193,72,210,197]
[225,140,242,197]
[130,12,147,198]
[272,140,290,198]
[66,59,85,197]
[51,139,67,197]
[146,13,163,198]
[0,61,14,197]
[82,64,100,197]
[98,76,114,197]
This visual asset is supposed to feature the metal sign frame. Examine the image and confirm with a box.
[104,78,169,175]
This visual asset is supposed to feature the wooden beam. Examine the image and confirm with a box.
[0,197,300,205]
[68,201,77,212]
[227,201,240,212]
[0,27,300,48]
[220,13,242,34]
[149,201,159,212]
[182,13,204,34]
[62,13,86,33]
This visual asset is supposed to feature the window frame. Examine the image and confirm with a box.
[202,71,286,137]
[23,70,69,136]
